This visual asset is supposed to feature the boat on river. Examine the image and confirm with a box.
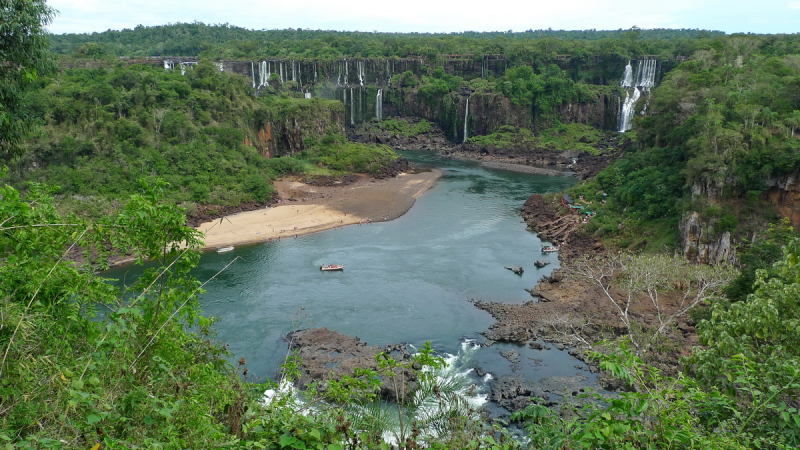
[542,245,560,253]
[216,246,234,253]
[320,264,344,271]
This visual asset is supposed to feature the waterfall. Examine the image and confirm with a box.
[163,60,173,70]
[259,61,271,88]
[376,89,383,121]
[292,60,296,82]
[350,87,354,125]
[344,60,349,86]
[634,59,657,88]
[358,60,364,86]
[618,87,641,132]
[620,61,633,87]
[279,62,284,83]
[251,61,255,88]
[463,95,471,143]
[304,91,312,99]
[618,60,657,132]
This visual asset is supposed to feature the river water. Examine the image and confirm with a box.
[106,152,587,388]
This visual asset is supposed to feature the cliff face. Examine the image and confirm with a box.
[164,56,667,137]
[679,211,736,264]
[246,100,345,157]
[766,174,800,230]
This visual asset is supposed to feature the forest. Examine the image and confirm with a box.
[2,11,800,449]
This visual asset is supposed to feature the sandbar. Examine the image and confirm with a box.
[197,169,442,250]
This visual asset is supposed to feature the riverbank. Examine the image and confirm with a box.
[196,168,441,250]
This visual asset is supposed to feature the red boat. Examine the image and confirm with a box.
[320,264,344,271]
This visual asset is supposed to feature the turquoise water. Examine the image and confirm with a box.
[106,152,580,382]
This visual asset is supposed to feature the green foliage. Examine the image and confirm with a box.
[691,237,800,446]
[377,118,434,137]
[299,135,397,174]
[0,179,244,447]
[0,0,57,158]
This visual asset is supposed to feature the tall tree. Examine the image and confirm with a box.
[0,0,57,159]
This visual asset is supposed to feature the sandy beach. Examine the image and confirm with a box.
[197,169,442,250]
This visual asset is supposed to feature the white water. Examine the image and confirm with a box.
[350,87,354,125]
[344,60,349,86]
[619,86,641,132]
[463,95,471,143]
[251,61,255,88]
[618,60,656,132]
[376,89,383,121]
[292,60,296,82]
[358,60,364,86]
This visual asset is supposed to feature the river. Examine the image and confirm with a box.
[106,152,589,391]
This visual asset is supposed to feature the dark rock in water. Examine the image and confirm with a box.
[533,260,550,268]
[474,366,487,378]
[489,376,550,413]
[284,327,414,402]
[504,266,524,275]
[500,349,521,364]
[528,341,545,350]
[483,339,495,347]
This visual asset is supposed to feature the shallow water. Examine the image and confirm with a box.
[105,152,585,387]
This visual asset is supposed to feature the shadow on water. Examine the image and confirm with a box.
[104,152,585,410]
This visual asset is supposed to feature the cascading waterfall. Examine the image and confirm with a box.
[350,87,354,125]
[292,60,296,82]
[463,95,471,143]
[251,61,255,88]
[375,89,383,121]
[618,60,657,132]
[344,60,349,86]
[279,62,284,83]
[163,60,174,70]
[358,60,364,86]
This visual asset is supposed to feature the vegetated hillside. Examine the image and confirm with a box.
[6,60,396,219]
[565,35,800,260]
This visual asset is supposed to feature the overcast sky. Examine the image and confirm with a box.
[46,0,800,35]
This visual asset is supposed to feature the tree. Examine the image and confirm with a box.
[0,0,57,159]
[566,252,733,352]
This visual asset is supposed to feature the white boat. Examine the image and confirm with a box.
[320,264,344,271]
[542,245,560,253]
[216,246,234,253]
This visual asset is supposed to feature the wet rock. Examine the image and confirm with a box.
[528,341,545,350]
[500,350,521,364]
[489,376,550,413]
[284,327,414,402]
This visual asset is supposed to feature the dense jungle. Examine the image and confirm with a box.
[2,6,800,448]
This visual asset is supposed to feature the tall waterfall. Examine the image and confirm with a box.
[259,61,271,88]
[463,95,471,143]
[291,60,296,82]
[344,60,349,86]
[620,61,633,88]
[279,62,284,83]
[350,87,354,125]
[375,89,383,121]
[618,60,657,132]
[251,61,255,88]
[358,61,364,86]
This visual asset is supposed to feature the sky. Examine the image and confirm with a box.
[46,0,800,35]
